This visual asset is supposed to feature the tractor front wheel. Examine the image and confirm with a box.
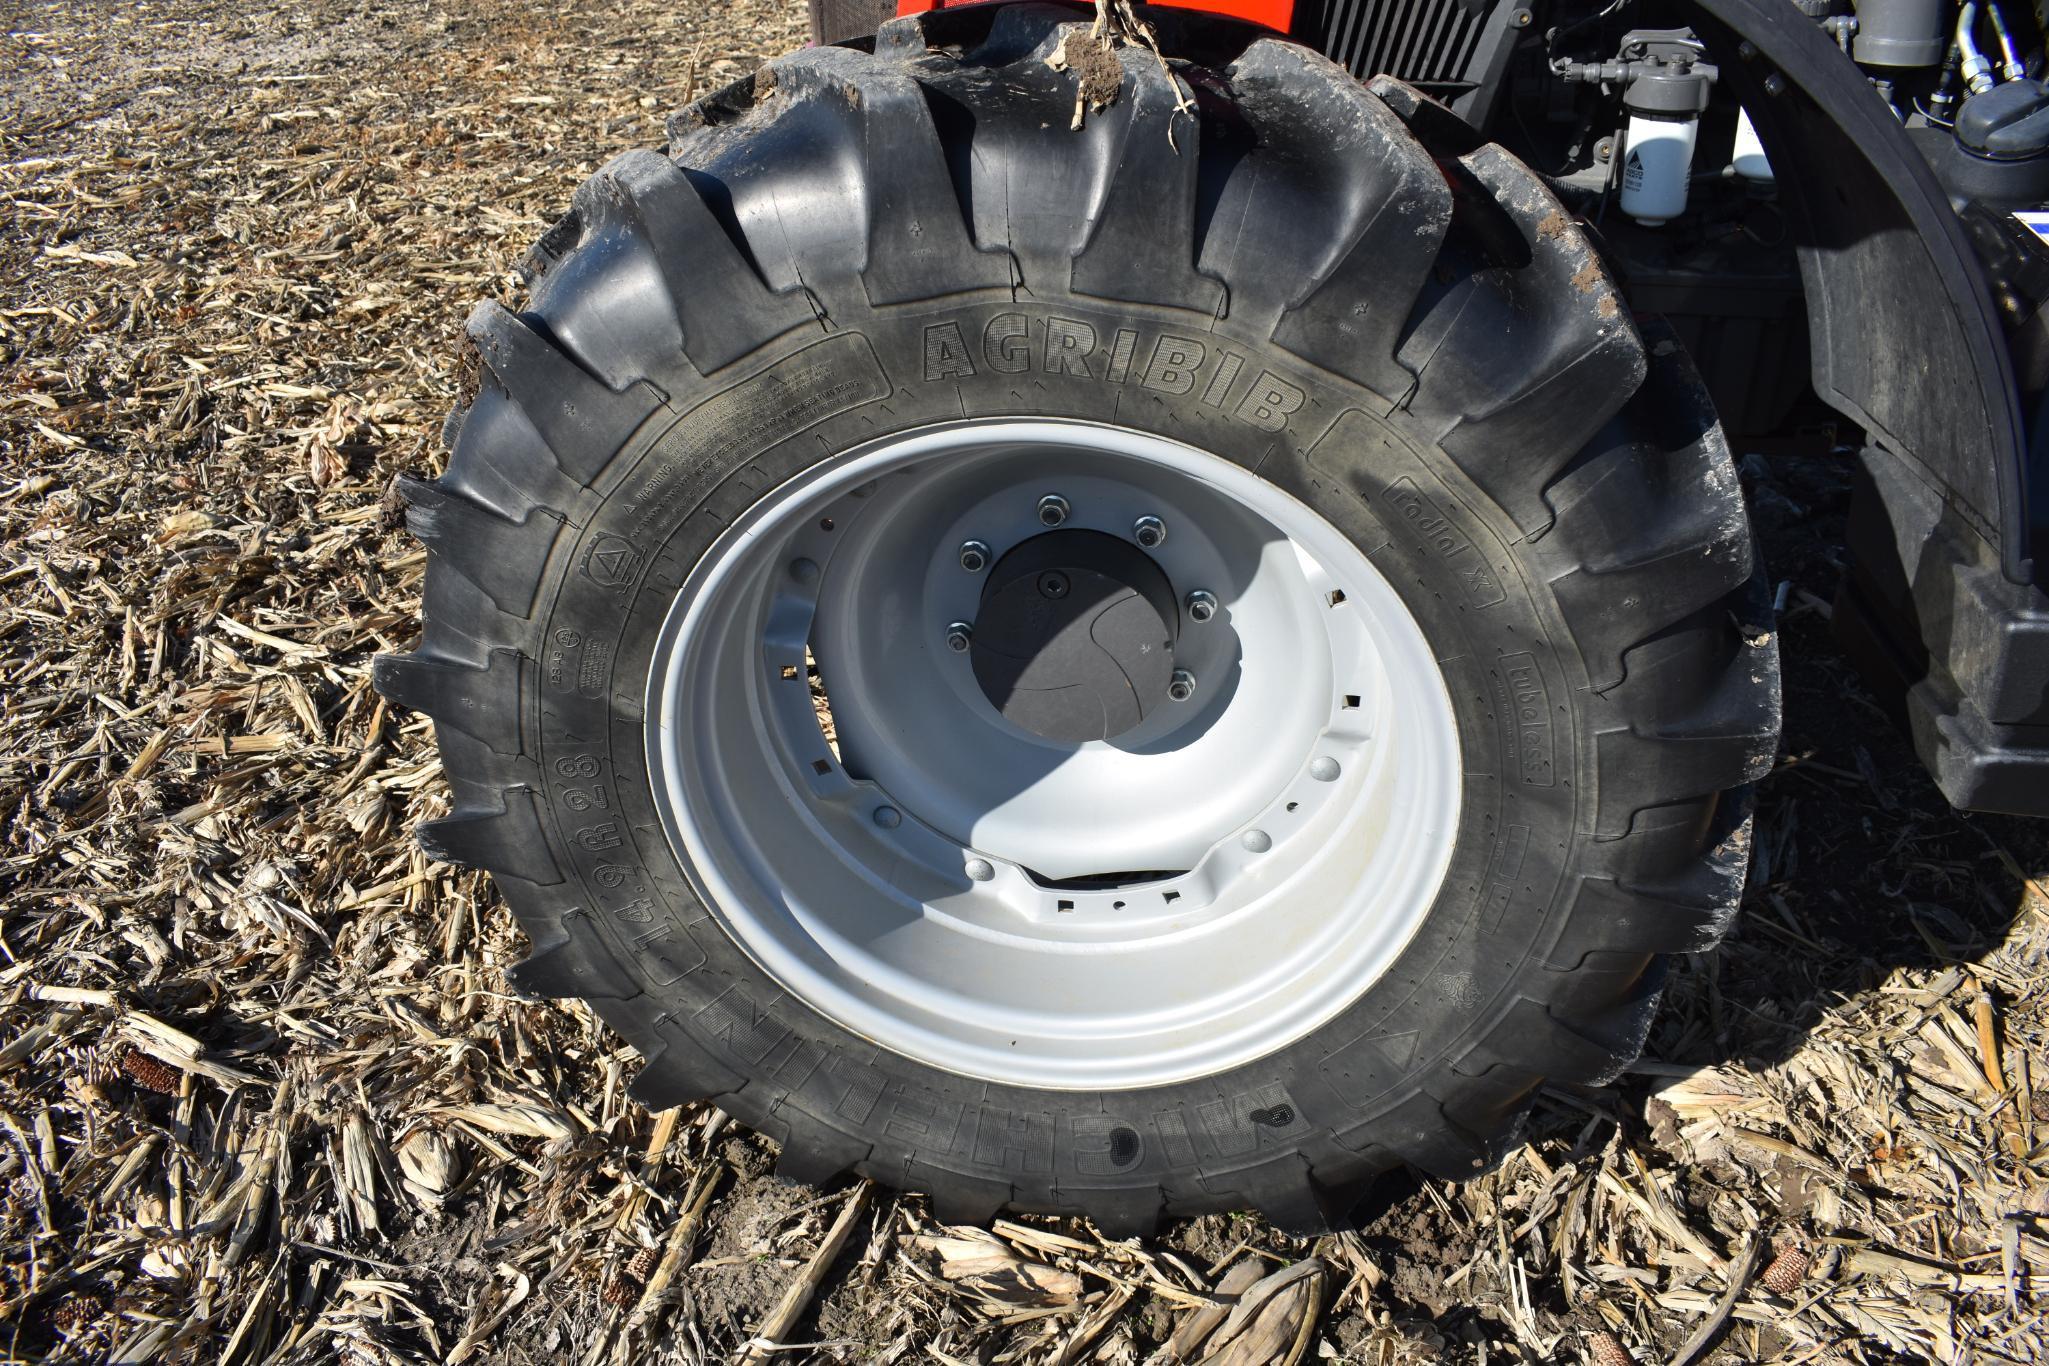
[376,6,1778,1233]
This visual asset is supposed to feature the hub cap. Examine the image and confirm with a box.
[969,529,1179,743]
[646,419,1460,1089]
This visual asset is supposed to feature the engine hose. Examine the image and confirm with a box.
[1931,39,1964,121]
[1959,1,1995,95]
[1989,0,2027,80]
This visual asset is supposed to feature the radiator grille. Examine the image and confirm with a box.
[1303,0,1496,86]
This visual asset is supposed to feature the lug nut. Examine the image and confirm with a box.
[1186,589,1218,623]
[1037,494,1070,527]
[945,621,974,653]
[1133,515,1167,548]
[1167,668,1196,702]
[958,539,991,573]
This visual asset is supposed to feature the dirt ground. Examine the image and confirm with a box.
[4,1,2048,1362]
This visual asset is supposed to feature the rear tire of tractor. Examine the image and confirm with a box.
[375,4,1779,1234]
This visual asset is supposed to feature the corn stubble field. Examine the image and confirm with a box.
[4,0,2049,1361]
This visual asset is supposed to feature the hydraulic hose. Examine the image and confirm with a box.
[1988,0,2027,81]
[1959,0,1995,95]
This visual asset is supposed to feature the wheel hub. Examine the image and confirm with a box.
[969,530,1178,743]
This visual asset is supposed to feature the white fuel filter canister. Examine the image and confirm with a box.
[1619,58,1714,226]
[1621,112,1700,223]
[1731,107,1774,181]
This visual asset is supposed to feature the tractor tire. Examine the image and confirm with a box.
[375,3,1779,1234]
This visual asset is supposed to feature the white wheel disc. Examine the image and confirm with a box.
[646,419,1461,1089]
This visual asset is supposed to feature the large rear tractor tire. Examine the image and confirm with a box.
[375,4,1779,1234]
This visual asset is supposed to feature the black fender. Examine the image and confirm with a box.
[1690,0,2049,815]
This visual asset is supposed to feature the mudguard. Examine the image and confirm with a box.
[1689,0,2049,815]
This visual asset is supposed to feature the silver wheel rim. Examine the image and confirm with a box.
[646,419,1461,1089]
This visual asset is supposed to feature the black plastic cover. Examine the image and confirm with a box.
[1956,80,2049,159]
[969,531,1179,744]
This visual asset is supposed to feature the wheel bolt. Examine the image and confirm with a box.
[1133,515,1167,549]
[1037,493,1070,527]
[958,539,991,573]
[1167,668,1196,702]
[1186,589,1217,623]
[945,621,973,653]
[1037,571,1069,599]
